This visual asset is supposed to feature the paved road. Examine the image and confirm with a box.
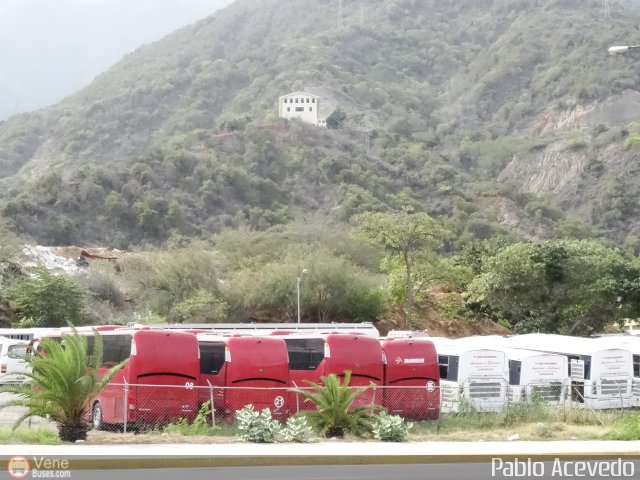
[3,462,640,480]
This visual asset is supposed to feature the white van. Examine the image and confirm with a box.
[0,337,29,384]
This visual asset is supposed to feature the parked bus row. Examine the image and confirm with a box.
[395,333,634,412]
[5,324,640,431]
[19,326,440,429]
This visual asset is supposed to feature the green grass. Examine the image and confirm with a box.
[605,413,640,440]
[0,427,60,444]
[410,402,624,439]
[160,421,239,437]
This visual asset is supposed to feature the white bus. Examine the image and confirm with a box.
[0,328,59,342]
[429,337,509,413]
[0,337,29,384]
[502,347,568,404]
[594,335,640,407]
[502,334,633,409]
[452,336,569,405]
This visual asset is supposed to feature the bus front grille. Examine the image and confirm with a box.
[530,383,563,402]
[468,382,502,399]
[600,379,629,396]
[633,380,640,397]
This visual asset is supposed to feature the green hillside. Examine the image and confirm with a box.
[1,0,640,247]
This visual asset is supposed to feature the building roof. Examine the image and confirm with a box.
[279,91,320,99]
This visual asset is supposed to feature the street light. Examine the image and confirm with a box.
[296,268,308,324]
[608,45,640,55]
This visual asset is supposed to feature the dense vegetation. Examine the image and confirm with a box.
[0,216,637,335]
[0,0,640,247]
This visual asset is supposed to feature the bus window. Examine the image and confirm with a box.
[438,355,459,381]
[285,338,324,370]
[438,355,448,380]
[102,335,131,367]
[509,360,522,385]
[199,343,226,375]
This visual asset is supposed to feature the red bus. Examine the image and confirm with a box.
[33,329,200,430]
[284,333,384,413]
[380,337,440,420]
[197,334,290,420]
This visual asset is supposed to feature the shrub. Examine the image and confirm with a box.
[281,416,314,443]
[168,290,228,323]
[75,269,126,309]
[235,405,281,443]
[164,402,215,436]
[504,397,549,427]
[373,412,412,442]
[7,266,86,327]
[624,134,640,150]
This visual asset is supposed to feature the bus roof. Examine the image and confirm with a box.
[426,336,507,356]
[129,322,380,338]
[499,333,631,357]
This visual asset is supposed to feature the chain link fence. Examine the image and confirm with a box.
[0,381,632,433]
[89,381,633,431]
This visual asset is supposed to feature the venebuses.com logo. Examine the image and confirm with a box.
[7,457,30,479]
[7,456,71,478]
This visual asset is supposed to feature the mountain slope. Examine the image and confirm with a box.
[1,0,640,247]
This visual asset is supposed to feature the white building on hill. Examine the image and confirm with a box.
[278,91,325,127]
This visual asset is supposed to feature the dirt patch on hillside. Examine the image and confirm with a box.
[377,308,510,339]
[50,246,122,260]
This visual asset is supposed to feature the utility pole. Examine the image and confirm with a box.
[364,129,370,155]
[296,269,308,324]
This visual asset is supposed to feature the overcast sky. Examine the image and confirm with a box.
[0,0,234,120]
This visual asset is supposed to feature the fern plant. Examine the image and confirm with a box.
[294,371,380,438]
[0,327,127,442]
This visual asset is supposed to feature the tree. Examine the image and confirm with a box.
[466,239,640,335]
[325,108,347,129]
[118,248,224,318]
[294,372,379,438]
[354,210,449,328]
[7,266,86,327]
[0,328,127,442]
[224,248,385,323]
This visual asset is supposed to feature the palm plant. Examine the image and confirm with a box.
[295,371,381,438]
[0,328,127,442]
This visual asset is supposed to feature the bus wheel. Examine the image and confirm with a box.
[92,402,105,431]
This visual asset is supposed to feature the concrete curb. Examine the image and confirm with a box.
[12,453,640,470]
[1,441,640,470]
